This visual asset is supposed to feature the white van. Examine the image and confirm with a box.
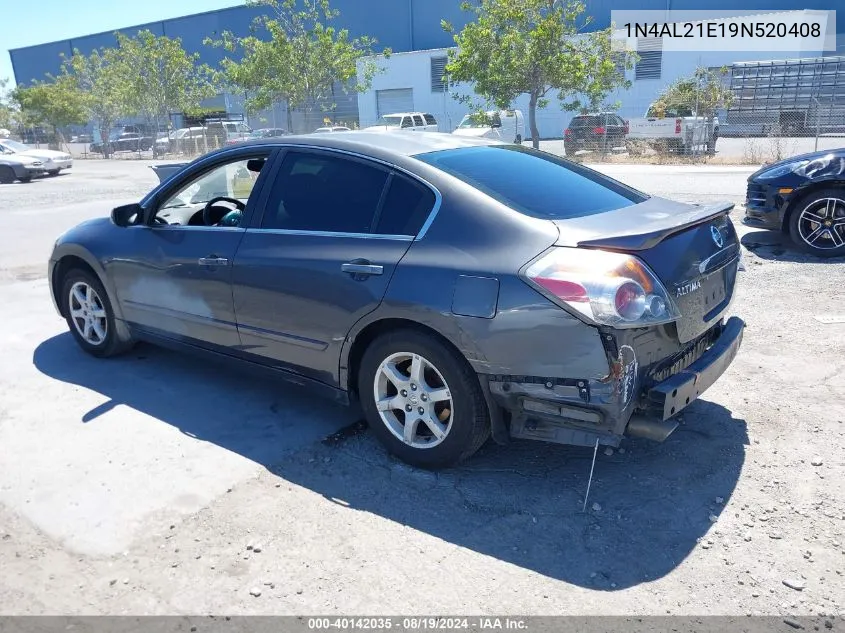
[366,112,439,132]
[452,110,524,144]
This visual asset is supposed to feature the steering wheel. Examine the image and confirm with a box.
[202,196,246,226]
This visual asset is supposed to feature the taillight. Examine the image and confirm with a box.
[592,126,605,134]
[523,248,681,328]
[564,128,572,136]
[675,118,682,134]
[623,120,629,135]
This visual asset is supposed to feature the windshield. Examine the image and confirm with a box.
[415,145,648,220]
[377,115,403,128]
[0,139,29,151]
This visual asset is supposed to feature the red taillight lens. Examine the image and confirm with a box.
[593,126,605,134]
[523,248,681,328]
[564,128,572,136]
[675,118,682,134]
[614,281,646,321]
[623,120,629,134]
[532,278,588,303]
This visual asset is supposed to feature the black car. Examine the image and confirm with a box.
[48,132,744,469]
[564,113,628,154]
[744,147,845,257]
[90,132,155,154]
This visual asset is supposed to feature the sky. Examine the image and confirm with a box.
[1,0,241,87]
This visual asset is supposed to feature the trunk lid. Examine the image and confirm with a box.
[553,197,740,343]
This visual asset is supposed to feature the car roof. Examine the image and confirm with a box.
[205,131,503,160]
[381,112,432,117]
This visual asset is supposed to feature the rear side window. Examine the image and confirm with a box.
[375,174,436,236]
[423,114,437,125]
[415,146,648,220]
[401,117,413,129]
[412,115,424,127]
[262,151,388,233]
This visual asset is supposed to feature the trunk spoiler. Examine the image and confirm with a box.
[553,197,734,251]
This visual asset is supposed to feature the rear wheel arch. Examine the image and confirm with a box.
[781,180,845,232]
[344,317,476,396]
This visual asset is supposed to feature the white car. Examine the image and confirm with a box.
[0,138,73,175]
[365,112,439,132]
[313,126,351,133]
[452,109,524,144]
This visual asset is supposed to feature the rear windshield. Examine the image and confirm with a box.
[415,145,648,220]
[570,116,602,127]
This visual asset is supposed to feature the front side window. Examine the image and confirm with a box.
[415,145,648,220]
[261,151,388,234]
[158,157,266,211]
[412,115,424,127]
[424,114,437,126]
[401,117,413,129]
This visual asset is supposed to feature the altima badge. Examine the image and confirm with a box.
[711,225,724,248]
[676,280,702,298]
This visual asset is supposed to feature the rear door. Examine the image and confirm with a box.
[231,149,436,385]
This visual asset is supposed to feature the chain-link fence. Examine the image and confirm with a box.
[50,55,845,165]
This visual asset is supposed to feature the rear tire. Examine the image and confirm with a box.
[61,268,135,357]
[18,175,32,183]
[358,329,490,470]
[48,169,60,176]
[788,188,845,258]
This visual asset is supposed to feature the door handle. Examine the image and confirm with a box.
[198,256,229,266]
[342,262,383,276]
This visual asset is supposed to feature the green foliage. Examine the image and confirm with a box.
[653,66,733,120]
[0,77,17,131]
[443,0,633,147]
[62,47,127,157]
[12,75,87,142]
[112,30,217,148]
[206,0,389,124]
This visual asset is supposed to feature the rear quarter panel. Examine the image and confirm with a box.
[341,166,611,386]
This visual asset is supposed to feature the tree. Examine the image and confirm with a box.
[207,0,389,132]
[443,0,633,148]
[112,30,217,156]
[12,76,87,146]
[0,77,17,132]
[652,66,733,120]
[651,66,733,155]
[63,48,128,158]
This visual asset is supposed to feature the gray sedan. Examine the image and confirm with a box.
[48,132,744,469]
[0,152,46,183]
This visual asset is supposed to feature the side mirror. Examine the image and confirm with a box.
[111,203,143,227]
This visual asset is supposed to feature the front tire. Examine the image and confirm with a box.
[61,268,135,357]
[358,329,490,469]
[788,189,845,258]
[0,166,16,184]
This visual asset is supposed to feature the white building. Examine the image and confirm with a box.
[357,10,839,138]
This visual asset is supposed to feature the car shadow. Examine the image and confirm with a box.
[33,332,748,590]
[741,229,845,262]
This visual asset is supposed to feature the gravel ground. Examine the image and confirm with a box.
[0,160,843,617]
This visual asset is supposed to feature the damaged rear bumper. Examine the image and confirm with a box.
[484,316,745,448]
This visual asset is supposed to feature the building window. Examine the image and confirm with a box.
[635,38,662,80]
[431,56,448,92]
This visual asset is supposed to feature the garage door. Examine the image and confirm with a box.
[376,89,414,117]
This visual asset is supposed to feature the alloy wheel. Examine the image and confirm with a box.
[797,197,845,250]
[68,281,108,346]
[373,352,454,449]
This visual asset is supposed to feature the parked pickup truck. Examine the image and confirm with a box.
[626,105,718,155]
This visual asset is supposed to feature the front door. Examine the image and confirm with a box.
[231,148,437,386]
[109,150,274,350]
